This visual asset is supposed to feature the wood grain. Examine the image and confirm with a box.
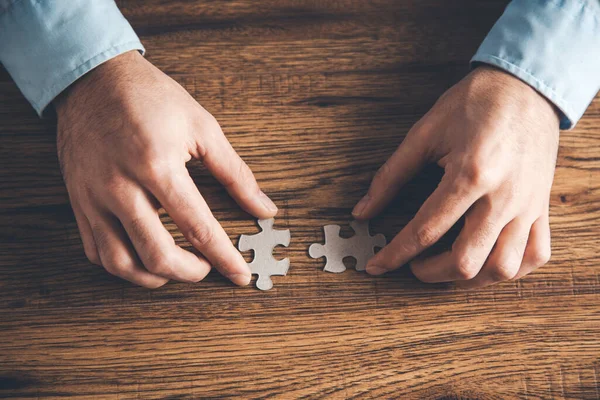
[1,0,599,398]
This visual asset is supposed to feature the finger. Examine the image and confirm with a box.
[110,188,212,283]
[352,123,429,220]
[89,212,169,289]
[365,173,482,275]
[145,168,251,286]
[201,123,277,219]
[410,199,506,283]
[456,217,531,289]
[514,215,551,280]
[72,205,100,266]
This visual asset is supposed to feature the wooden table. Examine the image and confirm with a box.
[1,1,599,398]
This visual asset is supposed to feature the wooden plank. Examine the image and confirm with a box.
[0,297,598,398]
[0,0,598,398]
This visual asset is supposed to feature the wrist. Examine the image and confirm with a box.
[54,50,141,116]
[470,65,560,127]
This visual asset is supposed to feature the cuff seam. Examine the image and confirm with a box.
[34,40,144,116]
[472,53,575,129]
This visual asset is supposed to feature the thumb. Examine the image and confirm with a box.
[352,124,430,220]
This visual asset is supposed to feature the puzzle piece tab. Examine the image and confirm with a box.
[238,218,291,290]
[309,220,386,273]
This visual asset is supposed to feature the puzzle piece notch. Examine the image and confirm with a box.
[309,220,386,273]
[238,218,291,290]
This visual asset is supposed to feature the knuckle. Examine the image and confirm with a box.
[461,161,496,189]
[531,245,551,267]
[412,224,439,249]
[187,223,215,248]
[143,162,169,185]
[138,156,174,186]
[490,262,520,281]
[103,254,132,277]
[454,253,482,280]
[145,252,175,276]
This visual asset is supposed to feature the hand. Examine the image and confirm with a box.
[55,51,277,288]
[353,66,559,288]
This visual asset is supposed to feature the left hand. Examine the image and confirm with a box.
[352,66,559,288]
[55,51,277,288]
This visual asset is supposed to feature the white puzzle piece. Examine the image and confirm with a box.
[309,220,386,273]
[238,218,291,290]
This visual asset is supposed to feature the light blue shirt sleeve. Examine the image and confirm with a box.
[0,0,144,116]
[472,0,600,130]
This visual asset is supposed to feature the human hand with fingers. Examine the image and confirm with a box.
[353,66,559,288]
[55,50,278,288]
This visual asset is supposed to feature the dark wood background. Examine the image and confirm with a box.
[1,1,599,398]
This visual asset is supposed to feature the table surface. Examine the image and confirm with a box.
[1,1,599,398]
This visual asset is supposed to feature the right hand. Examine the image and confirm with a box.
[55,51,277,288]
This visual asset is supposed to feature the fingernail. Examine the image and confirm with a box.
[259,191,278,213]
[352,195,370,217]
[228,273,251,286]
[366,265,387,276]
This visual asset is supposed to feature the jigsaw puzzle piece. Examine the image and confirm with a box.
[309,224,348,273]
[353,253,370,272]
[350,220,387,271]
[309,220,387,273]
[238,234,254,252]
[349,220,369,236]
[322,256,348,273]
[373,233,386,248]
[255,258,290,290]
[238,218,291,291]
[307,243,325,259]
[270,227,291,249]
[256,274,273,291]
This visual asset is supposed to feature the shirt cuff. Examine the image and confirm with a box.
[471,0,600,130]
[0,0,144,116]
